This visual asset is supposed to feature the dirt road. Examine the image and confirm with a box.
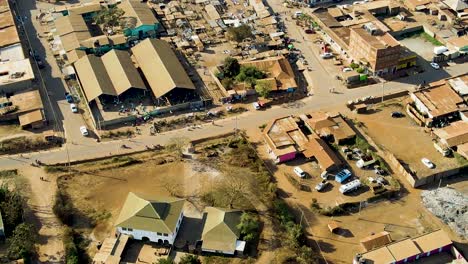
[21,167,64,263]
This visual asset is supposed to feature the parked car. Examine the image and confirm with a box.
[320,52,334,59]
[374,165,385,175]
[376,176,388,185]
[342,67,353,72]
[80,126,89,136]
[430,62,440,69]
[252,102,261,110]
[320,171,329,180]
[305,29,315,34]
[294,166,306,178]
[335,169,352,183]
[391,111,404,118]
[356,155,376,168]
[36,58,45,69]
[65,93,73,103]
[70,103,78,113]
[315,180,329,191]
[421,158,435,169]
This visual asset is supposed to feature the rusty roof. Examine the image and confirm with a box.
[360,231,392,251]
[263,116,306,151]
[412,83,464,118]
[303,136,342,171]
[412,229,452,253]
[240,56,297,90]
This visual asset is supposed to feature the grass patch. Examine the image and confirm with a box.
[44,165,69,173]
[0,169,18,178]
[420,32,443,46]
[100,129,134,139]
[454,152,468,167]
[0,136,60,154]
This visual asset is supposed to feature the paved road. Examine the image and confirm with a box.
[15,0,95,145]
[0,61,466,168]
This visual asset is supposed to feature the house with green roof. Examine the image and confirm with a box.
[115,192,184,245]
[201,207,246,255]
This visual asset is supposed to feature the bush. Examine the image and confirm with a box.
[53,189,74,226]
[227,24,253,42]
[354,136,371,151]
[64,227,79,264]
[454,152,468,166]
[356,67,364,73]
[237,212,260,242]
[179,254,201,264]
[350,62,359,69]
[0,185,24,236]
[0,136,57,154]
[44,165,69,173]
[221,78,234,89]
[0,169,18,178]
[222,57,240,78]
[7,223,37,261]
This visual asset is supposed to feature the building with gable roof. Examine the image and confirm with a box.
[115,192,184,244]
[201,207,245,255]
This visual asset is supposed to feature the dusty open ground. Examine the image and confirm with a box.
[350,99,460,178]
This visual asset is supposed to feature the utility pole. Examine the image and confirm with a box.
[381,80,385,104]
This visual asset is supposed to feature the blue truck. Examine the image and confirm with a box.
[335,169,352,183]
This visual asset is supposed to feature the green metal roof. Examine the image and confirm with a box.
[115,192,184,233]
[201,207,241,252]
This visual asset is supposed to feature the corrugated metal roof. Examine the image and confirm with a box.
[201,207,241,253]
[119,0,158,27]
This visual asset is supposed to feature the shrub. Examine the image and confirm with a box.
[64,227,79,264]
[227,24,253,42]
[356,67,364,73]
[222,57,240,78]
[7,223,37,261]
[350,62,359,69]
[53,189,74,226]
[237,212,260,242]
[0,185,24,236]
[179,254,201,264]
[221,78,234,89]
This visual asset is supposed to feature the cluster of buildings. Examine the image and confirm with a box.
[0,0,46,129]
[93,192,247,263]
[408,73,468,159]
[311,0,467,76]
[262,111,356,172]
[355,229,466,264]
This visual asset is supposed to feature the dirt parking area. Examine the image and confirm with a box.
[350,100,460,178]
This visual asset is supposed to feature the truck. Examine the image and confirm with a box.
[356,156,376,168]
[339,179,361,194]
[335,169,352,183]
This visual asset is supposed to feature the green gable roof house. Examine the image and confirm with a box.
[119,0,159,40]
[115,192,184,245]
[201,207,246,255]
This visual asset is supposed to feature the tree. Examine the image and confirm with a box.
[178,254,201,264]
[157,259,174,264]
[221,77,234,89]
[222,57,240,78]
[255,81,272,98]
[227,24,253,42]
[237,212,260,242]
[94,7,125,30]
[0,185,24,236]
[7,223,37,260]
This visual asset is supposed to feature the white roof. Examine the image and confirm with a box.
[448,77,468,96]
[0,44,25,62]
[235,240,246,251]
[0,59,35,86]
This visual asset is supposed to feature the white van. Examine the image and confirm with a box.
[293,11,303,18]
[339,179,361,194]
[293,166,306,178]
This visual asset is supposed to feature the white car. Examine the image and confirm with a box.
[315,180,329,192]
[342,67,353,72]
[421,158,435,169]
[430,62,440,69]
[320,52,334,59]
[252,102,261,110]
[70,103,78,113]
[80,126,89,136]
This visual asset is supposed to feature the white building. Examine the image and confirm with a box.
[115,192,184,245]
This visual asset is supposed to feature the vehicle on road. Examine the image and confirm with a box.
[335,169,352,183]
[320,52,334,59]
[65,93,73,103]
[70,103,78,113]
[430,62,440,69]
[252,102,261,110]
[339,179,361,194]
[80,126,89,136]
[294,166,306,178]
[421,158,435,169]
[36,58,45,69]
[315,180,329,191]
[391,111,404,118]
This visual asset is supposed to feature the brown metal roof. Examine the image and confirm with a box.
[433,121,468,147]
[119,0,158,27]
[360,231,392,251]
[67,2,102,15]
[412,230,452,253]
[0,26,19,48]
[303,136,342,171]
[0,9,14,29]
[61,31,92,52]
[412,83,464,118]
[386,239,421,261]
[240,56,297,90]
[74,55,116,101]
[55,14,89,36]
[18,109,44,126]
[131,39,195,98]
[101,50,146,95]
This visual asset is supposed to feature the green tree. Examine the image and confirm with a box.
[0,185,24,236]
[227,24,253,42]
[222,57,240,78]
[235,66,266,88]
[237,212,260,242]
[94,7,125,30]
[157,259,175,264]
[255,81,272,98]
[64,227,79,264]
[179,254,201,264]
[7,223,37,260]
[221,77,234,89]
[53,189,74,226]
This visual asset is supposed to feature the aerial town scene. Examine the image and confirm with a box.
[0,0,467,263]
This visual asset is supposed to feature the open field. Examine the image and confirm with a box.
[351,100,460,178]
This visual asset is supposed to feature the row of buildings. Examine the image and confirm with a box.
[0,0,46,129]
[93,192,247,263]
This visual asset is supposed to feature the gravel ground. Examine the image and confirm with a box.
[421,187,468,239]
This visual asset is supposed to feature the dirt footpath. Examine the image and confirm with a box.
[21,166,64,263]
